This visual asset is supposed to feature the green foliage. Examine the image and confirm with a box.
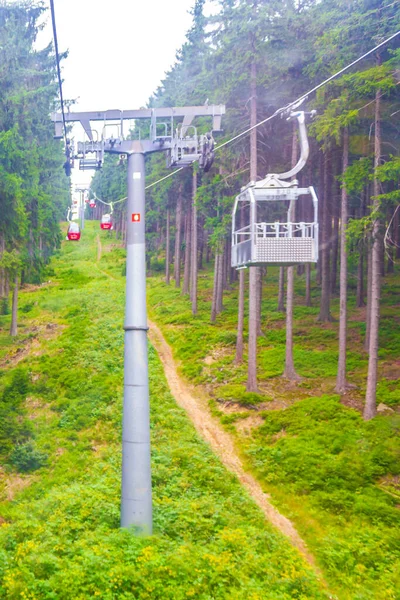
[0,2,69,288]
[0,368,32,457]
[216,384,267,406]
[0,297,9,315]
[0,223,325,599]
[8,441,48,473]
[146,252,400,598]
[246,396,400,593]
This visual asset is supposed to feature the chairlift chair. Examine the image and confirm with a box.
[67,221,81,241]
[76,139,104,171]
[169,126,215,172]
[100,213,113,230]
[231,111,319,268]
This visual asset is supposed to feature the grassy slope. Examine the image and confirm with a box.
[147,249,400,599]
[0,222,325,600]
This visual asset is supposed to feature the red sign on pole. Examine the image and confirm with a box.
[132,213,141,222]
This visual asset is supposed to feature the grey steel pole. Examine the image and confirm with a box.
[121,151,152,533]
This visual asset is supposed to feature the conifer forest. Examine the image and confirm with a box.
[0,1,400,599]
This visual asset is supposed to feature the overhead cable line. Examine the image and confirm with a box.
[215,29,400,152]
[92,192,127,207]
[145,168,184,190]
[145,29,400,190]
[49,0,67,145]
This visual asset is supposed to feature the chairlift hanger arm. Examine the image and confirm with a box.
[278,111,310,180]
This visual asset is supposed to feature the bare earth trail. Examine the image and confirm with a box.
[148,319,325,581]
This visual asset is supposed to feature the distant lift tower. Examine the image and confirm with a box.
[231,111,318,268]
[74,186,90,231]
[52,105,225,535]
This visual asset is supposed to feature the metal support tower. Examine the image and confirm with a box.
[75,186,90,231]
[52,106,225,535]
[121,151,152,531]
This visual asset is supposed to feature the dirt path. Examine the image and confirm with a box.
[148,319,322,574]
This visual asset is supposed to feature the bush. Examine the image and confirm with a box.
[216,383,267,406]
[9,441,48,472]
[150,257,165,272]
[20,302,34,313]
[0,369,32,456]
[0,297,9,315]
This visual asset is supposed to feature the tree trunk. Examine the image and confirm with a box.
[165,209,170,285]
[386,207,395,274]
[316,151,324,286]
[216,250,224,314]
[305,265,312,306]
[335,127,349,393]
[224,238,231,290]
[380,237,385,278]
[283,122,300,380]
[182,200,192,296]
[198,216,204,270]
[356,248,365,307]
[247,267,258,391]
[174,192,183,288]
[330,165,340,294]
[211,252,220,323]
[278,267,285,312]
[364,247,372,351]
[191,169,198,314]
[246,57,258,392]
[256,266,263,336]
[206,238,211,264]
[10,274,18,337]
[317,150,333,321]
[364,81,382,420]
[356,191,366,307]
[222,238,229,291]
[235,269,245,363]
[283,266,300,379]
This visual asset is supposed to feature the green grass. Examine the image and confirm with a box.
[146,241,400,599]
[0,222,326,599]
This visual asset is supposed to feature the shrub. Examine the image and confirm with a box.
[9,441,48,472]
[0,297,9,315]
[216,384,267,406]
[20,302,34,313]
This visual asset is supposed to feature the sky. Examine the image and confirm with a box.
[35,0,198,197]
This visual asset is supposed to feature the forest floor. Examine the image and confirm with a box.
[146,238,400,599]
[148,318,317,567]
[0,222,399,599]
[0,222,328,599]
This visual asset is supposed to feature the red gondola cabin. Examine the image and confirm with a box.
[100,214,113,230]
[89,200,96,208]
[67,222,81,241]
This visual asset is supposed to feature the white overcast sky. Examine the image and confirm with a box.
[34,0,203,192]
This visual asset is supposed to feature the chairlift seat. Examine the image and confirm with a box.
[231,185,319,268]
[231,110,319,268]
[79,158,102,171]
[100,214,113,230]
[67,222,81,241]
